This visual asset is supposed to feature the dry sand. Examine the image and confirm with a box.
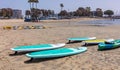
[0,18,120,70]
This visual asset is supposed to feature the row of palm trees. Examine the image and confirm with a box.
[58,7,114,19]
[26,1,115,21]
[0,8,114,19]
[25,7,113,20]
[59,3,113,18]
[25,9,54,18]
[0,0,114,20]
[58,7,109,18]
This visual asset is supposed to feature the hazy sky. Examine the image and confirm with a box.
[0,0,120,15]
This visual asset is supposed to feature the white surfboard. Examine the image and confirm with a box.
[11,43,65,54]
[67,37,96,43]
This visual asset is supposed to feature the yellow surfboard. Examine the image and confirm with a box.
[84,39,114,44]
[84,39,106,44]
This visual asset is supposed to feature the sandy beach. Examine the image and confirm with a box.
[0,18,120,70]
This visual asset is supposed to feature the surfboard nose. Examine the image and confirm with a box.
[52,43,66,47]
[89,37,96,40]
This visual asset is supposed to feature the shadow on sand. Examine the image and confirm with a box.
[9,51,32,56]
[24,56,67,64]
[98,46,120,51]
[82,43,98,46]
[66,41,82,44]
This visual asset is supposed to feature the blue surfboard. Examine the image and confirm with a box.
[26,47,87,60]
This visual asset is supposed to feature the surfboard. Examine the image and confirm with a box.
[26,47,87,60]
[98,39,120,50]
[67,37,96,43]
[83,39,114,45]
[11,43,65,54]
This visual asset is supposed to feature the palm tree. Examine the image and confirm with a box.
[76,10,82,16]
[78,7,85,16]
[104,10,114,17]
[85,7,91,16]
[47,10,54,16]
[0,9,2,17]
[6,8,13,19]
[60,3,64,19]
[1,8,7,18]
[95,8,103,17]
[60,3,64,11]
[58,10,68,17]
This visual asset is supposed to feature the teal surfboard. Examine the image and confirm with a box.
[26,47,87,59]
[11,43,65,54]
[67,37,96,43]
[98,39,120,50]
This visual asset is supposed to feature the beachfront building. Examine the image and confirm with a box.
[0,8,23,19]
[12,9,23,19]
[0,8,13,19]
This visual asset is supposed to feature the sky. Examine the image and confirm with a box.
[0,0,120,15]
